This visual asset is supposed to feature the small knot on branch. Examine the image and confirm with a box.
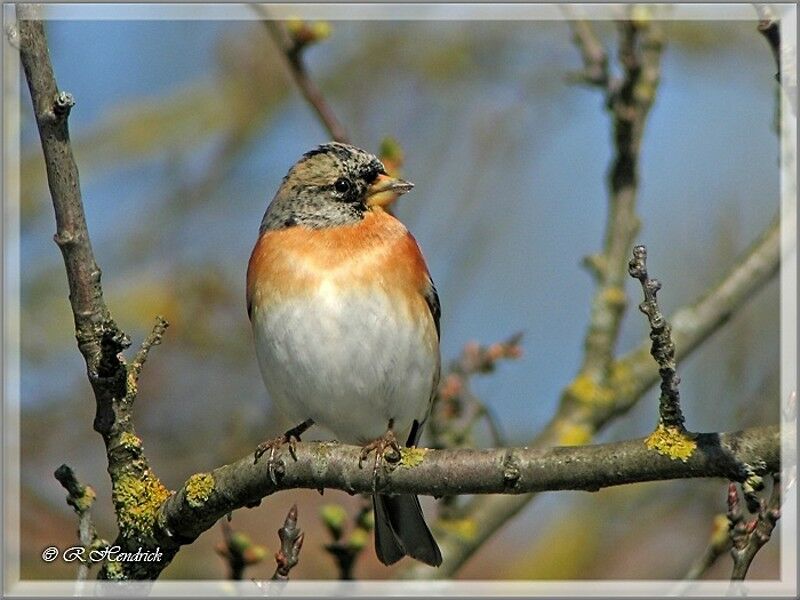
[53,90,75,118]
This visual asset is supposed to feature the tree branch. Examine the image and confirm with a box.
[579,18,662,378]
[429,333,522,449]
[17,6,176,579]
[728,473,782,580]
[628,245,687,432]
[563,8,609,88]
[256,9,349,143]
[155,426,780,546]
[17,6,125,377]
[54,465,108,581]
[609,215,781,418]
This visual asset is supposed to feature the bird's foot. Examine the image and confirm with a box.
[358,421,401,491]
[254,419,314,484]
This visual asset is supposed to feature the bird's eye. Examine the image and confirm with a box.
[334,177,352,194]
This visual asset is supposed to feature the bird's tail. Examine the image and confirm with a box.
[373,493,442,567]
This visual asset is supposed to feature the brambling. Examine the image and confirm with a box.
[247,142,442,567]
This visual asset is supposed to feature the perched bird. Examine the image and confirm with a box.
[247,142,442,567]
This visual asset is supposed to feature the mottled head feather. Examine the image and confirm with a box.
[261,142,387,232]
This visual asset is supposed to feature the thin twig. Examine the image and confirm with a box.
[430,333,522,449]
[131,315,169,377]
[628,245,686,432]
[272,504,304,581]
[728,474,782,580]
[255,9,349,143]
[562,8,609,87]
[54,465,107,581]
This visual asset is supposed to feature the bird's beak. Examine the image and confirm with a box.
[365,173,414,208]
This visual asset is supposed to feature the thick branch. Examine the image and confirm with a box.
[18,7,175,579]
[17,7,115,369]
[157,426,780,544]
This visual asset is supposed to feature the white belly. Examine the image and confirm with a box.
[251,284,437,444]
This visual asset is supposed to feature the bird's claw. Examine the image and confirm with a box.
[254,436,285,485]
[358,426,400,492]
[254,433,301,485]
[254,419,314,484]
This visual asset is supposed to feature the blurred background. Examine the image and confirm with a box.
[17,10,780,581]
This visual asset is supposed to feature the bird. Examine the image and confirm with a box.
[246,142,443,567]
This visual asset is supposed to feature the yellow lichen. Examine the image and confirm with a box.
[436,517,476,541]
[126,371,138,394]
[313,442,336,459]
[398,447,427,468]
[566,374,614,407]
[103,558,125,580]
[185,472,215,508]
[112,471,171,538]
[555,421,593,446]
[645,424,697,462]
[119,432,142,451]
[72,485,96,513]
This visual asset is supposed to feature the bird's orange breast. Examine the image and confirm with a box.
[247,209,432,316]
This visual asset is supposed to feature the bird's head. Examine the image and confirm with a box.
[261,142,414,231]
